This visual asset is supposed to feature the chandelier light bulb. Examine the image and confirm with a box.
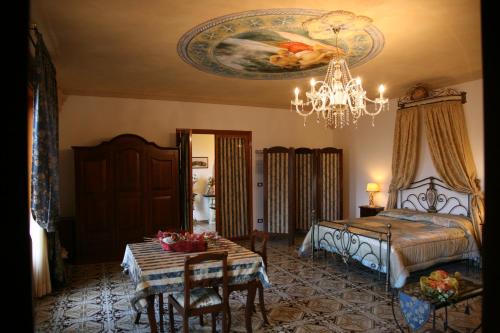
[356,77,362,85]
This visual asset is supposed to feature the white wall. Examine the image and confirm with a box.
[336,79,484,218]
[59,95,337,230]
[192,134,215,221]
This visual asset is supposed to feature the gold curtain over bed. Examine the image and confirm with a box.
[422,100,484,245]
[387,107,419,209]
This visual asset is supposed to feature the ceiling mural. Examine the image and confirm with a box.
[177,9,385,80]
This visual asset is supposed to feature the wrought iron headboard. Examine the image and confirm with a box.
[398,177,471,217]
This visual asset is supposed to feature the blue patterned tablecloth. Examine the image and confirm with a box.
[122,238,270,311]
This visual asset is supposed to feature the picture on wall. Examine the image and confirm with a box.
[192,157,209,169]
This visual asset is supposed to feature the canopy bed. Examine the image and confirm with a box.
[299,177,480,290]
[299,87,484,290]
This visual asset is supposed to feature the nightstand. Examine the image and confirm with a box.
[359,205,384,217]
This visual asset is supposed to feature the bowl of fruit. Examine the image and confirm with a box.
[419,269,461,303]
[157,231,207,252]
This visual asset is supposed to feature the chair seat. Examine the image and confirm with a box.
[172,287,222,309]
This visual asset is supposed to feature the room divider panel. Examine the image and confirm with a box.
[294,148,316,233]
[263,147,342,245]
[317,148,343,221]
[263,147,295,245]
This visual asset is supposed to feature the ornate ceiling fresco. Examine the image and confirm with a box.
[178,9,384,80]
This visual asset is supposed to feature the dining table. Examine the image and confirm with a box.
[121,237,270,333]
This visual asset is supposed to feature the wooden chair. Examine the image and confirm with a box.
[227,230,270,328]
[168,252,229,333]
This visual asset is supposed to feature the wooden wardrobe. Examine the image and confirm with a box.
[73,134,180,263]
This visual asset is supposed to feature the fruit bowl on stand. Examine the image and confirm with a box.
[419,269,461,303]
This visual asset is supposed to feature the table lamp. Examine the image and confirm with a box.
[366,183,380,207]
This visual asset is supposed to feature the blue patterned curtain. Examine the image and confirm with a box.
[31,30,65,287]
[31,30,58,232]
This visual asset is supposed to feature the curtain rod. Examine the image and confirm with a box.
[397,90,466,110]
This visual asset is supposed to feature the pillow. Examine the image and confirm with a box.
[410,211,472,228]
[377,208,419,221]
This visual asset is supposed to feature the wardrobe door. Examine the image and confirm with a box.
[294,148,316,232]
[74,149,114,263]
[263,147,295,245]
[113,144,145,257]
[147,147,180,234]
[317,148,343,221]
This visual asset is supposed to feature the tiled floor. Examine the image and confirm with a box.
[34,238,482,332]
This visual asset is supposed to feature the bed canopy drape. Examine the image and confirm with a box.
[422,100,484,245]
[387,107,419,209]
[388,96,484,247]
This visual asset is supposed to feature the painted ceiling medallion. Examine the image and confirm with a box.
[177,9,384,80]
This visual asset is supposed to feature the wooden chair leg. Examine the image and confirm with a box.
[134,312,141,324]
[211,313,217,332]
[183,315,189,333]
[168,300,175,333]
[158,294,164,332]
[222,310,228,333]
[258,283,269,325]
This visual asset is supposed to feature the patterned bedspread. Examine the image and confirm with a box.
[299,209,480,288]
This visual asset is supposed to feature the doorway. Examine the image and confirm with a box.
[191,134,216,234]
[176,129,253,239]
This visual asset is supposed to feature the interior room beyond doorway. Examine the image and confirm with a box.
[192,134,216,234]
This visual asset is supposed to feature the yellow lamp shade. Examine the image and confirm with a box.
[366,183,380,192]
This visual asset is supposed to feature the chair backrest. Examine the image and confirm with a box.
[250,230,269,269]
[183,251,229,308]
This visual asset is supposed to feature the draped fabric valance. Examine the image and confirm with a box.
[387,107,419,209]
[388,99,484,246]
[422,101,484,245]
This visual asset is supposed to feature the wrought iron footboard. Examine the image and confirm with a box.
[311,220,392,291]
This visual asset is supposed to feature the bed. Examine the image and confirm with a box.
[298,177,480,290]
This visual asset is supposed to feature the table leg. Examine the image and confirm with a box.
[147,294,158,333]
[245,281,257,333]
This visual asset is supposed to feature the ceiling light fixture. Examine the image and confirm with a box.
[291,11,389,129]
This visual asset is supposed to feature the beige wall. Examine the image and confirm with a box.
[336,79,484,218]
[192,134,215,221]
[59,95,337,229]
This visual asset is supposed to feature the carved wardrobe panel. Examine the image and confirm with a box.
[73,134,179,263]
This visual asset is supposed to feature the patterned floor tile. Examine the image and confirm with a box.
[34,238,482,332]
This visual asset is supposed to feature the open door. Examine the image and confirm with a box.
[215,132,252,239]
[176,129,192,232]
[177,128,252,239]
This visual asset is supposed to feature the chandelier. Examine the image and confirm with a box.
[291,11,388,129]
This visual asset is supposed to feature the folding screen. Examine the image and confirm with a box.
[317,148,343,221]
[263,147,342,244]
[263,147,295,245]
[294,148,316,232]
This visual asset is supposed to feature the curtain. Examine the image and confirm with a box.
[216,136,248,239]
[264,151,290,235]
[423,101,484,246]
[177,130,191,231]
[318,149,343,221]
[294,150,315,231]
[387,107,419,209]
[30,216,51,296]
[31,30,65,287]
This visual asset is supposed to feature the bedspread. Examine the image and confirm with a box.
[299,210,479,288]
